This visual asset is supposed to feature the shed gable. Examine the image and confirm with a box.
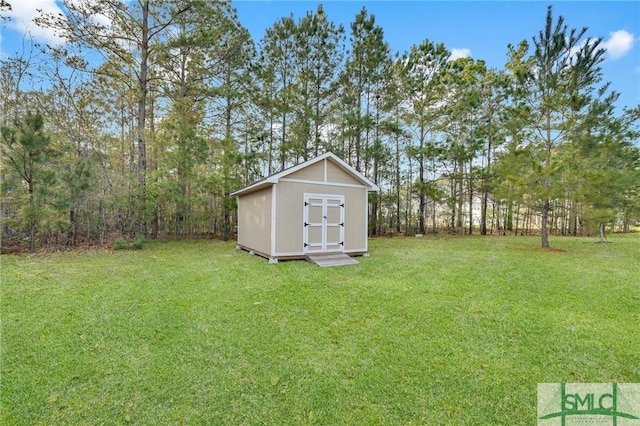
[231,152,379,197]
[286,159,325,182]
[284,158,364,187]
[325,160,362,186]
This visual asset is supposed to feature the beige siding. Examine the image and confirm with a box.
[345,187,367,252]
[237,186,272,256]
[286,160,325,182]
[326,160,362,186]
[274,181,367,254]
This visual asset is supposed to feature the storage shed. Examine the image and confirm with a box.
[231,152,379,263]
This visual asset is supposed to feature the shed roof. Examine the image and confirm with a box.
[230,152,379,196]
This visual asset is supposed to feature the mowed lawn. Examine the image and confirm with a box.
[2,235,639,425]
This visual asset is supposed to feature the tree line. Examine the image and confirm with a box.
[1,1,638,253]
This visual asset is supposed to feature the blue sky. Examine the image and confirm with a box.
[2,1,639,109]
[233,1,639,109]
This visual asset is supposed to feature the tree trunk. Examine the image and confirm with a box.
[480,132,491,236]
[136,0,150,238]
[0,172,7,247]
[598,222,609,243]
[395,131,401,233]
[314,78,321,157]
[149,94,158,240]
[68,208,77,247]
[223,66,233,241]
[541,110,552,247]
[541,199,550,247]
[450,170,456,234]
[506,198,513,231]
[418,125,426,234]
[406,157,413,235]
[480,191,488,235]
[468,161,473,235]
[28,180,36,254]
[457,179,464,229]
[432,195,437,234]
[268,114,274,175]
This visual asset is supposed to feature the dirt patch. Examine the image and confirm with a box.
[1,242,29,254]
[542,246,568,252]
[1,240,114,255]
[512,245,569,253]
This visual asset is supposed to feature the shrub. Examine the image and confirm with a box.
[113,238,143,250]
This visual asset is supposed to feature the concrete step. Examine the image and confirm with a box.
[304,253,359,267]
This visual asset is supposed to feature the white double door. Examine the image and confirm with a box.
[303,194,345,254]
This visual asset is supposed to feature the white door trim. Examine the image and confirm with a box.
[303,193,345,254]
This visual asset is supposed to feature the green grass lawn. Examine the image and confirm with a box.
[2,234,639,425]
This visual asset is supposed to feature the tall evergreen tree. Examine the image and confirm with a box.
[37,0,194,237]
[476,69,508,235]
[401,39,449,234]
[515,6,606,247]
[292,5,344,160]
[154,1,246,237]
[574,105,640,241]
[259,15,298,170]
[440,57,486,234]
[1,112,59,253]
[340,8,390,173]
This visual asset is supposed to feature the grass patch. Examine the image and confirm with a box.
[2,235,639,424]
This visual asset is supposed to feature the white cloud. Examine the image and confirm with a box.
[449,48,471,61]
[602,30,634,60]
[66,0,112,28]
[6,0,66,46]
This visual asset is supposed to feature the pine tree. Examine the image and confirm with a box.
[1,112,58,253]
[517,6,606,247]
[340,8,389,173]
[401,39,449,234]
